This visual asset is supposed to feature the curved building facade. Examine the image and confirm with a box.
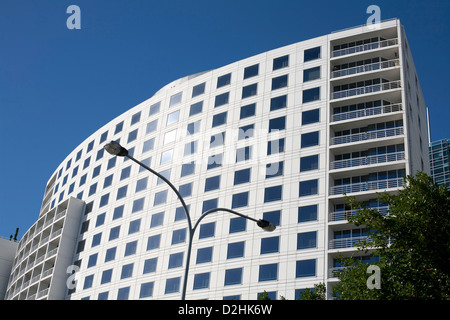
[5,19,429,300]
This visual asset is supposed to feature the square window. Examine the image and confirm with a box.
[132,197,145,213]
[271,75,288,90]
[120,166,131,180]
[108,226,120,241]
[301,131,319,148]
[140,282,154,298]
[164,130,177,144]
[83,275,94,289]
[147,234,161,251]
[269,116,286,132]
[101,269,113,284]
[263,210,281,226]
[160,149,173,164]
[92,233,102,247]
[196,247,213,264]
[224,268,243,286]
[207,153,223,170]
[240,103,256,119]
[87,253,98,268]
[199,222,215,239]
[304,47,321,62]
[192,83,205,97]
[210,132,225,148]
[261,236,279,254]
[259,263,278,282]
[234,168,251,185]
[189,101,203,116]
[236,146,251,163]
[244,64,259,79]
[146,119,158,134]
[205,175,221,192]
[124,240,137,256]
[298,204,318,223]
[149,102,160,116]
[105,248,116,262]
[127,129,138,143]
[169,92,182,107]
[181,161,195,177]
[242,83,258,99]
[154,190,168,206]
[297,231,317,250]
[117,287,130,300]
[168,252,184,269]
[121,263,134,279]
[128,219,141,234]
[299,179,318,197]
[116,185,128,200]
[136,177,148,193]
[179,182,192,198]
[266,161,284,178]
[267,138,285,155]
[150,212,164,228]
[238,124,254,140]
[227,241,245,259]
[113,205,124,220]
[167,110,180,125]
[175,206,188,222]
[300,153,319,173]
[193,273,210,290]
[296,259,316,278]
[303,66,321,82]
[184,141,198,156]
[232,192,249,209]
[270,95,287,111]
[264,185,282,202]
[104,174,113,188]
[214,92,229,107]
[165,277,181,294]
[202,198,218,213]
[115,121,124,134]
[217,73,231,88]
[143,258,157,274]
[273,55,289,70]
[229,217,246,233]
[212,112,227,127]
[172,228,187,245]
[302,109,320,125]
[186,120,201,136]
[302,87,320,103]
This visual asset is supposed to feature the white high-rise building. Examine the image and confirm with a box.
[5,18,429,300]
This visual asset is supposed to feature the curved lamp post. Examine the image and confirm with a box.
[104,141,276,300]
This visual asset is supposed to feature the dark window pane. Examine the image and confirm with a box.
[244,64,259,79]
[302,109,320,125]
[303,66,321,82]
[300,154,319,172]
[270,95,287,111]
[304,47,321,62]
[273,55,289,70]
[301,131,319,148]
[302,87,320,103]
[271,75,288,90]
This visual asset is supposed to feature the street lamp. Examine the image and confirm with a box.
[104,141,276,300]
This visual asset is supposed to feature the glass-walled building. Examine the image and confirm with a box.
[5,18,429,300]
[429,139,450,189]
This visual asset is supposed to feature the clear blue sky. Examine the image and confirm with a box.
[0,0,449,239]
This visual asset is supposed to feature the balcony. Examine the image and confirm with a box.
[329,236,371,249]
[331,59,399,79]
[330,151,405,170]
[331,80,401,100]
[331,126,403,146]
[329,206,389,222]
[331,38,398,58]
[330,177,404,196]
[332,103,402,122]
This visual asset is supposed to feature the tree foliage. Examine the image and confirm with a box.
[333,172,450,300]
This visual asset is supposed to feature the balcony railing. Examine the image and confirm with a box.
[331,59,400,78]
[329,236,372,249]
[332,103,402,122]
[331,80,401,100]
[330,177,404,195]
[330,151,405,170]
[331,38,398,58]
[331,126,403,146]
[329,206,389,222]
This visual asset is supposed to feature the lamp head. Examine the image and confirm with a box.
[257,219,276,232]
[104,141,129,157]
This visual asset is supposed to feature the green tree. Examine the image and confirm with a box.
[333,172,450,300]
[298,283,327,300]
